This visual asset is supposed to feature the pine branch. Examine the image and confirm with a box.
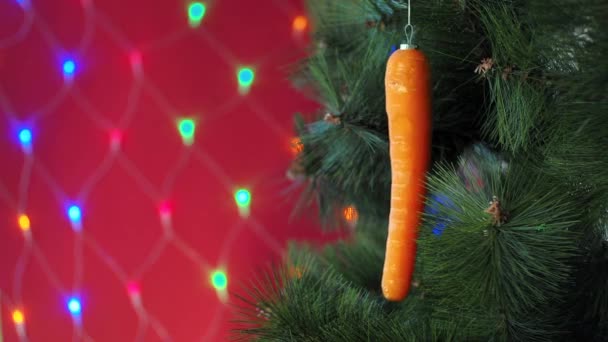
[418,148,583,340]
[482,75,548,152]
[233,234,490,341]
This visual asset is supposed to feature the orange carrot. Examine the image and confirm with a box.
[382,47,431,301]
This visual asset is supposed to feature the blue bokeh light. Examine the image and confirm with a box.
[67,297,81,315]
[426,194,455,236]
[18,128,32,146]
[63,59,76,75]
[67,205,82,223]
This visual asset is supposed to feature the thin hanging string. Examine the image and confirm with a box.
[404,0,414,45]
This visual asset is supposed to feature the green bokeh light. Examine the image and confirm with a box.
[237,67,255,87]
[234,189,251,208]
[211,270,228,290]
[188,3,205,19]
[188,2,206,22]
[177,118,196,145]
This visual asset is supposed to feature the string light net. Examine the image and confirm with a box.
[0,1,322,341]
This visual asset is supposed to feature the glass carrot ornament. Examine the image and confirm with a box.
[381,1,431,301]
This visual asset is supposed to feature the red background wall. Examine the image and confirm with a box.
[0,0,324,340]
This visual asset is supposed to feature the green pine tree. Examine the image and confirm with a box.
[235,1,608,341]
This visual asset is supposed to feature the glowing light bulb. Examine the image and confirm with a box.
[234,189,251,218]
[63,59,76,76]
[210,270,227,290]
[158,201,173,235]
[127,282,142,308]
[237,67,255,88]
[290,137,304,155]
[12,309,25,325]
[127,282,139,294]
[178,119,195,136]
[177,118,196,146]
[158,201,171,217]
[188,2,206,27]
[235,189,251,208]
[18,128,32,146]
[18,214,30,232]
[127,282,140,296]
[292,16,308,32]
[343,206,359,224]
[68,205,82,223]
[67,297,81,315]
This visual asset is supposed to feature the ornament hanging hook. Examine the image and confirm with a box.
[402,0,416,49]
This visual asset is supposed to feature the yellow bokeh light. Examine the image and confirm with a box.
[12,309,25,324]
[18,214,30,232]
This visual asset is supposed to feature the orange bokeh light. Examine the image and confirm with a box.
[288,265,303,279]
[290,137,304,155]
[343,206,359,223]
[292,16,308,32]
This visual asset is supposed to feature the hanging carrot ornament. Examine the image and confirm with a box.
[381,0,431,302]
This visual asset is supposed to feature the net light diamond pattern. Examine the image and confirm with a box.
[0,1,321,341]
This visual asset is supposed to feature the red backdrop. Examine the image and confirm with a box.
[0,0,326,340]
